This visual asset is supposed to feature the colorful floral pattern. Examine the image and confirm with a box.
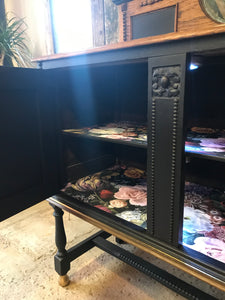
[63,122,147,145]
[65,124,225,159]
[186,127,225,159]
[63,165,225,263]
[64,165,147,228]
[114,185,147,206]
[186,237,225,263]
[183,182,225,263]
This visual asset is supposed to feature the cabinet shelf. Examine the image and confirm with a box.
[62,122,147,149]
[185,128,225,163]
[62,126,225,163]
[62,130,147,148]
[185,144,225,163]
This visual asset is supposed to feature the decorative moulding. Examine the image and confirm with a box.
[140,0,163,7]
[112,0,133,5]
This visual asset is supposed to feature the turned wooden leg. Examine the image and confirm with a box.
[58,274,70,287]
[51,204,70,286]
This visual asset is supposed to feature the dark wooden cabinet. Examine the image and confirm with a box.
[1,32,225,294]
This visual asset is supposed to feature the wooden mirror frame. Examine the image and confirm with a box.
[199,0,225,23]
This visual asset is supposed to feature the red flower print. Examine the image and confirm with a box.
[99,189,113,199]
[94,205,112,213]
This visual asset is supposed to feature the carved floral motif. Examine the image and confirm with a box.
[152,66,181,97]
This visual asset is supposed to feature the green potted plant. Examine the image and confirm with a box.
[0,13,32,67]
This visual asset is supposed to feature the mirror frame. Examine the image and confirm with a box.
[199,0,225,23]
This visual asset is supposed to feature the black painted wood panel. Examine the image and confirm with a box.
[0,67,60,220]
[132,6,176,40]
[147,54,187,246]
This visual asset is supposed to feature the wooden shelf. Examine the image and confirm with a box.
[185,145,225,163]
[62,127,225,163]
[62,130,147,148]
[62,123,147,149]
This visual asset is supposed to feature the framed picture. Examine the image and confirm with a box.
[199,0,225,23]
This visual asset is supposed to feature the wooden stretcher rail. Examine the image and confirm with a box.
[48,197,225,292]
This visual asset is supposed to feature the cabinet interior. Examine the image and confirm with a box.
[58,61,148,180]
[54,54,225,265]
[56,61,149,230]
[185,54,225,186]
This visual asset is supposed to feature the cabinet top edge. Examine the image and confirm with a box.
[33,29,225,65]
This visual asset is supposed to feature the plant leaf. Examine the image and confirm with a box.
[0,13,32,67]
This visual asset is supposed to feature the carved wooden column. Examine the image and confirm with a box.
[112,0,132,41]
[121,3,128,41]
[147,54,187,246]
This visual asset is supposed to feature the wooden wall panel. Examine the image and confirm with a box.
[118,0,225,42]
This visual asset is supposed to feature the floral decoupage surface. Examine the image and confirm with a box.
[64,124,225,158]
[186,127,225,160]
[63,164,148,228]
[183,182,225,263]
[63,164,225,264]
[63,122,147,145]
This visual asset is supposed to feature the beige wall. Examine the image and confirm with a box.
[4,0,54,59]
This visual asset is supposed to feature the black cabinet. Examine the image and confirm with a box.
[1,34,225,291]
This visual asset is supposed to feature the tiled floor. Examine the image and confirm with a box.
[0,200,224,300]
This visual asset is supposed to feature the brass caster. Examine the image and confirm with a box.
[58,274,70,287]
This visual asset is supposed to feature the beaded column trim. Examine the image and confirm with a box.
[150,97,156,235]
[121,3,128,41]
[151,65,181,242]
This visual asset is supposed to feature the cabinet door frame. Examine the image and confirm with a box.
[0,67,61,220]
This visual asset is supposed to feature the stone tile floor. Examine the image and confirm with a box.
[0,201,224,300]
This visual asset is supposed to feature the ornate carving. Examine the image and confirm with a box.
[152,66,181,98]
[140,0,163,7]
[121,3,128,41]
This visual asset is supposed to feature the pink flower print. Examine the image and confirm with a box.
[205,227,225,243]
[211,215,224,225]
[61,182,72,191]
[187,237,225,263]
[200,138,225,148]
[114,185,147,206]
[109,200,127,208]
[94,205,112,213]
